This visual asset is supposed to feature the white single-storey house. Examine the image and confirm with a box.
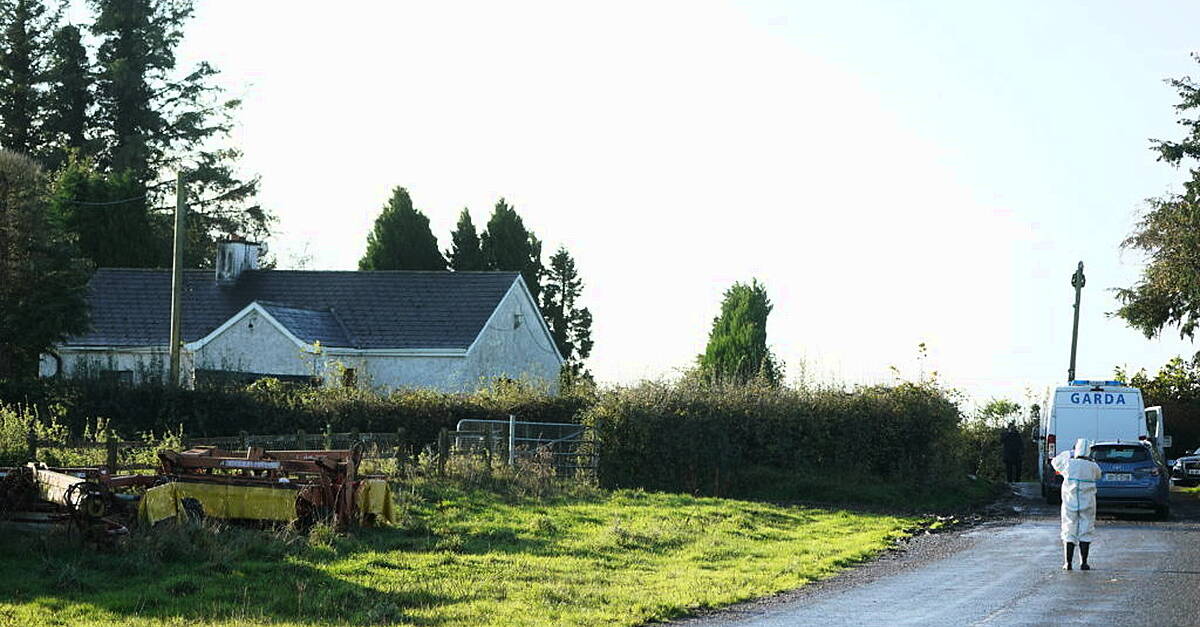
[40,240,564,392]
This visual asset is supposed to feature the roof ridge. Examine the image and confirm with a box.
[255,300,330,312]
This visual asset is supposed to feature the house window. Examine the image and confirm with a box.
[100,370,133,386]
[342,368,357,388]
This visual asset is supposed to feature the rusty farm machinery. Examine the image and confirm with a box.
[0,444,395,538]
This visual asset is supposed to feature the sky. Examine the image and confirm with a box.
[148,1,1200,408]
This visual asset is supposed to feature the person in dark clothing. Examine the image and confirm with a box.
[1001,422,1024,482]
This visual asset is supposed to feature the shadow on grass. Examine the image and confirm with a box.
[0,524,455,626]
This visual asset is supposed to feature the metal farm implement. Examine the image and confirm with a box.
[0,444,396,537]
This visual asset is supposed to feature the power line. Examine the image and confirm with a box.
[59,195,146,206]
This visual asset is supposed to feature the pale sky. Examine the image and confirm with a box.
[159,1,1200,406]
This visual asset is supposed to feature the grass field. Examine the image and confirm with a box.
[0,482,921,627]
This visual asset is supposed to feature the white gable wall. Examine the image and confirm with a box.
[461,279,562,388]
[193,309,318,379]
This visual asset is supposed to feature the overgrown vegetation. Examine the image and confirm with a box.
[0,459,917,626]
[0,376,595,443]
[3,368,1004,506]
[1118,356,1200,453]
[584,378,969,499]
[0,403,181,467]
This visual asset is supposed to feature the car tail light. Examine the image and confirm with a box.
[1047,434,1056,456]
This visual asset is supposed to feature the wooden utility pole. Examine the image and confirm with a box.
[1067,261,1085,383]
[168,171,187,386]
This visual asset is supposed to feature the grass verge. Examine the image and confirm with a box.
[0,485,917,626]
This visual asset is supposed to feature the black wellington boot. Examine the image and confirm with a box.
[1063,542,1075,570]
[1079,542,1090,570]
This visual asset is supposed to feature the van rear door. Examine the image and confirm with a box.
[1051,386,1099,446]
[1053,387,1143,446]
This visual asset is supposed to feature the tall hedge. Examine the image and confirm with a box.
[582,379,964,496]
[0,378,592,444]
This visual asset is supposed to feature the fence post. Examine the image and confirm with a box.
[296,429,306,449]
[394,427,406,463]
[26,423,36,462]
[437,428,449,477]
[106,435,119,475]
[323,423,332,450]
[508,414,516,466]
[239,430,249,451]
[350,427,360,447]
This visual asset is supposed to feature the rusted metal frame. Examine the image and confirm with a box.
[159,453,346,477]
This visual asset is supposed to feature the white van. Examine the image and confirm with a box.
[1035,380,1166,503]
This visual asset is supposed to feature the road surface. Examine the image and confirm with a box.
[681,484,1200,626]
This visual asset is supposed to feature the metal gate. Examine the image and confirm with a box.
[454,417,598,479]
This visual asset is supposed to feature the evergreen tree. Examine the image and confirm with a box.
[0,149,89,377]
[358,187,446,271]
[540,246,593,381]
[697,279,781,385]
[480,198,543,302]
[0,0,57,157]
[50,153,161,267]
[446,207,484,271]
[90,0,269,268]
[43,23,92,169]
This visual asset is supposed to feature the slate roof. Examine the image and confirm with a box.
[70,270,522,350]
[258,303,353,347]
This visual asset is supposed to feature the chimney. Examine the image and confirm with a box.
[215,237,267,285]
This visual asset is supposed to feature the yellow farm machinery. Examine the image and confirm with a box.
[0,444,394,538]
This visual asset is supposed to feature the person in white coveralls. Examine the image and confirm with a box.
[1050,438,1102,570]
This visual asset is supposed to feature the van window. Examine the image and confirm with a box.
[1091,445,1150,463]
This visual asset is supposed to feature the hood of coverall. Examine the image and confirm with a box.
[1073,438,1093,458]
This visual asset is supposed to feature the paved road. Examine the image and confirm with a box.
[687,485,1200,626]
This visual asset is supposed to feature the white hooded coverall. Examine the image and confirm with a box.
[1051,439,1102,543]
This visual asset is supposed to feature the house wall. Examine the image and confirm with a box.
[460,281,562,389]
[192,311,317,378]
[41,348,171,384]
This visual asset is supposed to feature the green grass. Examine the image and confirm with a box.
[0,485,917,626]
[731,467,1001,513]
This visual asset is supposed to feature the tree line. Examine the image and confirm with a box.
[0,0,262,377]
[357,187,593,382]
[0,0,266,270]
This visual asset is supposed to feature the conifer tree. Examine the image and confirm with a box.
[697,279,781,385]
[480,198,543,302]
[358,187,446,271]
[446,207,484,271]
[43,23,92,169]
[0,0,57,157]
[541,246,593,381]
[90,0,268,267]
[0,150,89,377]
[50,154,161,268]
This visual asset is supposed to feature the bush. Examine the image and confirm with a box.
[0,377,595,447]
[582,378,964,497]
